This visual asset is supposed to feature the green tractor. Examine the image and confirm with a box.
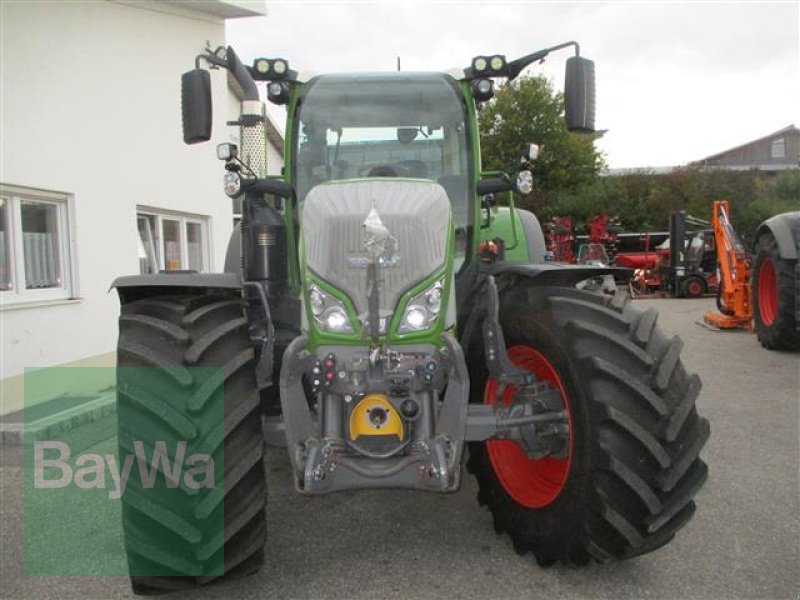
[113,43,709,593]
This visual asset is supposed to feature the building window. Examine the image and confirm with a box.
[136,208,210,274]
[771,138,786,159]
[0,184,77,306]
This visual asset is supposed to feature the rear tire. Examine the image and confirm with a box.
[116,293,266,593]
[752,232,800,351]
[467,286,709,564]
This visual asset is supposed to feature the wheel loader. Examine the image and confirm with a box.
[112,43,710,593]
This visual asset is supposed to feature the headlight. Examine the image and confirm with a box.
[254,58,271,74]
[471,78,494,102]
[323,306,351,332]
[216,142,238,161]
[472,57,487,72]
[404,306,427,330]
[490,55,505,71]
[308,284,355,333]
[516,170,533,195]
[309,288,324,314]
[267,80,291,105]
[272,59,287,75]
[399,279,444,333]
[223,172,241,198]
[425,283,442,312]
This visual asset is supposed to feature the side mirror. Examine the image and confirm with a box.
[564,56,595,133]
[181,69,212,144]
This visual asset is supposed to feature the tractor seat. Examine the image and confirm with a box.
[368,165,398,177]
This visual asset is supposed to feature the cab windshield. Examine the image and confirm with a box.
[293,73,472,233]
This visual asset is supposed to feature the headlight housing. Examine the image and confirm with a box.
[223,171,241,198]
[308,284,355,334]
[516,169,533,195]
[398,279,444,333]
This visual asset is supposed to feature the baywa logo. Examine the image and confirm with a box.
[33,440,215,500]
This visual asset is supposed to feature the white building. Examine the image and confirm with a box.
[0,0,282,414]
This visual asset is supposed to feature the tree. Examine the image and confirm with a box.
[478,75,604,208]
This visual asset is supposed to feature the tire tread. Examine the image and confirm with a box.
[116,292,266,593]
[467,286,709,567]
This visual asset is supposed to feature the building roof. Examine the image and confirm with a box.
[694,124,798,164]
[601,166,675,176]
[117,0,266,20]
[161,0,266,18]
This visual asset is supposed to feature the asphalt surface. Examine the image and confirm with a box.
[1,297,798,599]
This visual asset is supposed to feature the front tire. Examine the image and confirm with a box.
[467,286,709,565]
[116,293,266,593]
[752,232,800,351]
[681,275,706,299]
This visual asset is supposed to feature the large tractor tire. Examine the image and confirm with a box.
[467,286,709,565]
[752,232,800,351]
[116,292,266,593]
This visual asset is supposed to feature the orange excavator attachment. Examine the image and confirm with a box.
[703,200,752,331]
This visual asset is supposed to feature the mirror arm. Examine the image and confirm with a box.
[193,47,259,102]
[506,41,581,81]
[195,52,226,70]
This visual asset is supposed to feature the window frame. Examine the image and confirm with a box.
[0,183,78,307]
[771,138,786,159]
[136,206,211,274]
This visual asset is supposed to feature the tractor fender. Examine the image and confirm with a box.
[112,224,244,304]
[111,273,242,304]
[456,262,632,354]
[754,211,800,260]
[485,262,632,287]
[516,209,547,264]
[224,223,243,276]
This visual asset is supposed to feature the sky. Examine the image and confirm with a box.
[226,1,800,169]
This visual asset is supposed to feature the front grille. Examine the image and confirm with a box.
[303,180,451,316]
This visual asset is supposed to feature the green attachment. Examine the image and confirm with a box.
[481,206,530,262]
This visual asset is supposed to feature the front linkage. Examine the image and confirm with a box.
[279,334,469,493]
[277,275,569,494]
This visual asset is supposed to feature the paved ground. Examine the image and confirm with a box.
[1,297,798,599]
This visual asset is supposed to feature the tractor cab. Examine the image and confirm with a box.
[293,72,474,258]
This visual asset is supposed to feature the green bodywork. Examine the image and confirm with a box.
[482,205,531,263]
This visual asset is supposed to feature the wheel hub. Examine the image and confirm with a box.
[758,257,778,326]
[484,345,573,509]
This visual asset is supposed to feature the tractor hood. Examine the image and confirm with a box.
[302,179,452,326]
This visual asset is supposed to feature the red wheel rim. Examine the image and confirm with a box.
[758,257,777,326]
[485,345,573,508]
[687,280,703,297]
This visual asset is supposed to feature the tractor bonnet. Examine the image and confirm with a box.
[302,179,451,319]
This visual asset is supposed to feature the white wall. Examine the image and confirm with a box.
[0,1,275,391]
